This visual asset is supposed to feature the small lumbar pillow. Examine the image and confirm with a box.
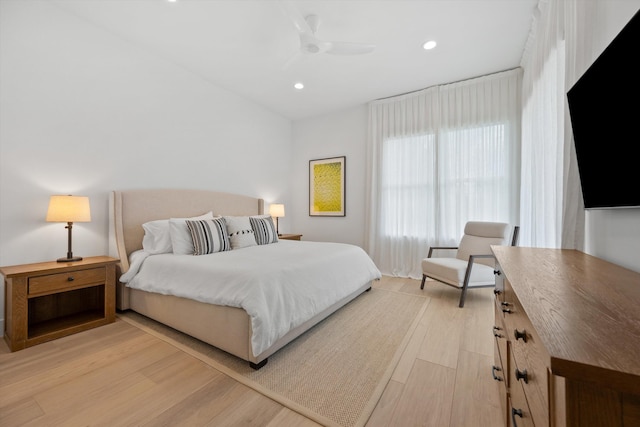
[250,215,279,245]
[186,218,231,255]
[169,212,215,255]
[223,216,257,249]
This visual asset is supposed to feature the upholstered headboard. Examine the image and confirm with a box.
[109,189,264,273]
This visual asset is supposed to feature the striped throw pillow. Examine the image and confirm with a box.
[185,218,231,255]
[249,215,279,245]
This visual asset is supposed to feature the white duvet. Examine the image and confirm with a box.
[125,240,381,356]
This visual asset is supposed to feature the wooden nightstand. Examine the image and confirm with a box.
[278,234,303,241]
[1,256,118,352]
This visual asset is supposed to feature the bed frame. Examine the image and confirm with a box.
[109,189,371,369]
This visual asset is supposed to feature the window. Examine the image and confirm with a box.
[381,123,510,240]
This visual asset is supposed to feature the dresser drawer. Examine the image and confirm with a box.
[494,337,509,424]
[508,395,535,427]
[503,281,549,427]
[494,261,506,304]
[28,267,106,296]
[509,349,535,427]
[494,299,509,387]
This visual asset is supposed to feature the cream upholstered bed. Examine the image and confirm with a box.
[109,189,377,369]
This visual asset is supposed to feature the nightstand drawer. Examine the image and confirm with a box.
[29,267,106,296]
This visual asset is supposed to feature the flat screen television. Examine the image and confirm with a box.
[566,9,640,209]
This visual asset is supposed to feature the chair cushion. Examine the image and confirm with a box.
[457,222,509,267]
[421,257,496,288]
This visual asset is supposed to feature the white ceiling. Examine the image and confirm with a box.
[52,0,538,121]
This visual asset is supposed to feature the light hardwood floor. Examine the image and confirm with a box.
[0,276,503,426]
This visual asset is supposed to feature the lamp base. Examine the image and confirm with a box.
[57,256,83,263]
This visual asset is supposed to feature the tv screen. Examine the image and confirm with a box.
[566,9,640,209]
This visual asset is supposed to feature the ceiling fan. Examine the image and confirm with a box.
[279,1,376,68]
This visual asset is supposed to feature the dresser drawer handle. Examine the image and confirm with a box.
[67,276,75,282]
[514,329,527,342]
[515,368,529,383]
[494,270,501,276]
[501,301,510,306]
[502,308,512,314]
[511,408,523,426]
[491,365,503,382]
[492,325,504,338]
[493,288,502,295]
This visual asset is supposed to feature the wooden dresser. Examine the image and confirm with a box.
[491,246,640,427]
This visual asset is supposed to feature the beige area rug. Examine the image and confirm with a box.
[118,287,428,427]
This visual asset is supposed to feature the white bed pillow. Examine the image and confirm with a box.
[224,216,257,249]
[168,211,215,255]
[142,220,173,254]
[249,215,279,245]
[186,218,231,255]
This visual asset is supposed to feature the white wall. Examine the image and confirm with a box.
[290,106,368,247]
[0,1,292,331]
[582,2,640,273]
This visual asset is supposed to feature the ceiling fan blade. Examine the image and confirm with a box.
[279,0,314,36]
[326,41,376,55]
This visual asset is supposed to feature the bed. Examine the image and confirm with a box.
[109,189,381,369]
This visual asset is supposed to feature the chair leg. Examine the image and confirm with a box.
[459,277,471,308]
[459,287,468,308]
[459,259,476,308]
[420,275,426,289]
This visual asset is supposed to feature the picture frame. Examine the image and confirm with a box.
[309,156,346,217]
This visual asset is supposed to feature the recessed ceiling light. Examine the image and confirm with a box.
[168,0,178,3]
[294,82,304,90]
[422,40,437,50]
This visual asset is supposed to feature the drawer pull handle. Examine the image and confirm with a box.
[511,408,523,426]
[492,326,503,338]
[514,329,527,342]
[500,301,510,307]
[502,308,512,314]
[493,288,502,295]
[515,368,529,383]
[491,365,503,381]
[67,276,75,282]
[494,270,501,276]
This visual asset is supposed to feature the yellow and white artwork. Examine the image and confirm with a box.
[309,156,345,216]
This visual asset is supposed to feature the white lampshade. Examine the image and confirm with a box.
[46,195,91,223]
[269,203,285,218]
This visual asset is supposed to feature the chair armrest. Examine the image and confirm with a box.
[465,254,497,274]
[427,246,459,258]
[462,254,498,284]
[469,254,495,260]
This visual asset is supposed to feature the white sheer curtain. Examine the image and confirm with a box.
[561,0,596,250]
[519,0,598,250]
[365,70,521,279]
[519,0,566,248]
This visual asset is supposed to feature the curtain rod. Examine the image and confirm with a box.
[373,67,522,101]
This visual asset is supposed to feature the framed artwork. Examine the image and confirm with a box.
[309,156,346,216]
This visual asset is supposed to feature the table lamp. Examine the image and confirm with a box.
[269,203,285,236]
[46,195,91,262]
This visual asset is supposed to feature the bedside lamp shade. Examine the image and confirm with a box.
[269,203,285,236]
[47,195,91,262]
[46,195,91,222]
